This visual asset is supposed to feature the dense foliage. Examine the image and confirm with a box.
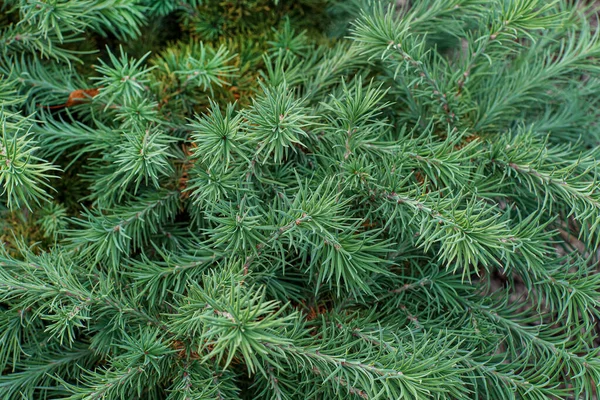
[1,0,600,398]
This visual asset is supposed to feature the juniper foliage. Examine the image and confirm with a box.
[1,0,600,399]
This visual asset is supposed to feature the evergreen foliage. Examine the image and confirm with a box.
[1,0,600,398]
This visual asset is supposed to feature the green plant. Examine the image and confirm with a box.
[1,0,600,398]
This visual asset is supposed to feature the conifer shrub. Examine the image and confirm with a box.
[1,0,600,398]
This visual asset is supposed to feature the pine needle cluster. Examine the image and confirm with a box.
[1,0,600,399]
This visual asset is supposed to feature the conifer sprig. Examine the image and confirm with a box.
[1,0,600,399]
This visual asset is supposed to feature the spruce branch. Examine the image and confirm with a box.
[0,114,59,210]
